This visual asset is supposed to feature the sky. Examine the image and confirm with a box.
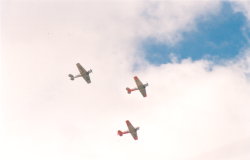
[141,1,250,64]
[1,0,250,160]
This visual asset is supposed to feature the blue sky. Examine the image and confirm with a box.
[141,2,250,65]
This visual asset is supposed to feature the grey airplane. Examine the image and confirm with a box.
[68,63,92,83]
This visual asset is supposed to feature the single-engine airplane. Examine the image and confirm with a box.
[117,120,139,140]
[68,63,92,84]
[126,76,148,97]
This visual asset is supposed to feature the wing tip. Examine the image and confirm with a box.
[126,120,131,125]
[134,76,139,80]
[126,120,132,126]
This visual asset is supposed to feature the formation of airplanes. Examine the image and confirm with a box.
[69,63,146,140]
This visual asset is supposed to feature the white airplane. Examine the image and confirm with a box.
[126,76,148,97]
[68,63,92,84]
[118,120,139,140]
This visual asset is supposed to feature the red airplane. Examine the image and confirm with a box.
[126,76,148,97]
[117,120,139,140]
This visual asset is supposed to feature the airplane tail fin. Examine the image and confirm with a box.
[68,74,74,80]
[117,130,123,136]
[126,88,132,94]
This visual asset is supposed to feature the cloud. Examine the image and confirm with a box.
[230,0,250,22]
[136,0,222,44]
[1,0,250,160]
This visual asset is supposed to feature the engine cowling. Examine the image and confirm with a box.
[88,69,92,74]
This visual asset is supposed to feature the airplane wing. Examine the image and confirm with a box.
[134,76,147,97]
[126,120,138,140]
[76,63,87,75]
[82,74,91,83]
[76,63,91,83]
[138,87,147,97]
[134,76,143,87]
[130,131,138,140]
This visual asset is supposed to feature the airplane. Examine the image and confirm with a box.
[117,120,139,140]
[126,76,148,97]
[68,63,92,84]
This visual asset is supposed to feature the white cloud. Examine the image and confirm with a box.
[1,0,250,160]
[135,0,222,44]
[230,0,250,22]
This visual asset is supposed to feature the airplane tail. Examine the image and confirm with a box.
[126,88,132,94]
[68,74,74,80]
[117,130,123,136]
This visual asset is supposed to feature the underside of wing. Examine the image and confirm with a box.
[82,74,91,84]
[134,76,143,88]
[139,87,147,97]
[130,131,138,140]
[126,120,138,140]
[126,120,135,132]
[76,63,87,75]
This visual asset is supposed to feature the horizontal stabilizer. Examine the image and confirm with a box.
[68,74,74,80]
[117,130,123,136]
[126,88,131,94]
